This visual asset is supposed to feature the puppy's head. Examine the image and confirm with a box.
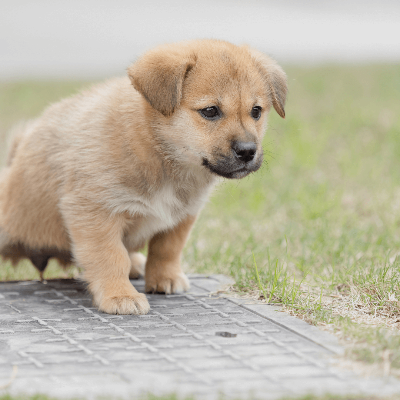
[128,40,287,179]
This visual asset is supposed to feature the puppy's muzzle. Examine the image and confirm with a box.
[203,141,262,179]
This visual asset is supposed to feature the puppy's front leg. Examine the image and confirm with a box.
[65,203,150,315]
[145,215,196,294]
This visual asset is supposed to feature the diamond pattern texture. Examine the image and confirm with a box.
[0,276,399,399]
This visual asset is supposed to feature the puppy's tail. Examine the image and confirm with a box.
[5,120,33,166]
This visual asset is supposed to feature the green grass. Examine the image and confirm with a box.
[279,396,400,400]
[1,64,400,375]
[185,64,400,372]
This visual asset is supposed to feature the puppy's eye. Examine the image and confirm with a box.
[251,106,262,120]
[199,106,221,121]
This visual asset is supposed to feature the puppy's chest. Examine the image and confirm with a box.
[120,179,212,242]
[147,183,196,224]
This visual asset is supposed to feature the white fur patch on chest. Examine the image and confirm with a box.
[107,176,214,247]
[148,183,182,226]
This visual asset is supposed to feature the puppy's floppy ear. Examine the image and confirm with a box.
[128,46,197,116]
[249,48,287,118]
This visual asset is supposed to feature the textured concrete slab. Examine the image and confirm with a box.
[1,275,400,399]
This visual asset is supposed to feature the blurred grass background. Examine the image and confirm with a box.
[1,64,400,369]
[191,64,400,286]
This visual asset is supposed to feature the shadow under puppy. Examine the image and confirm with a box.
[0,39,287,314]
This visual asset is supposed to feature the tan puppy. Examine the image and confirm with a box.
[0,40,287,314]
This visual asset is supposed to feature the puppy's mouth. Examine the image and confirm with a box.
[202,154,262,179]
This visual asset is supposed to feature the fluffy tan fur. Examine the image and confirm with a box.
[0,39,287,314]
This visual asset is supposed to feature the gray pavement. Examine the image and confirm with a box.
[1,275,400,399]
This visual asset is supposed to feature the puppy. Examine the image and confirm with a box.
[0,40,287,314]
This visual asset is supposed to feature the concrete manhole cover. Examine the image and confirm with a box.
[1,275,399,399]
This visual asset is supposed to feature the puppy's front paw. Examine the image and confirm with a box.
[145,271,190,294]
[91,279,150,315]
[99,293,150,315]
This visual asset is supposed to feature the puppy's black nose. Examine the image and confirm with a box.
[232,141,257,163]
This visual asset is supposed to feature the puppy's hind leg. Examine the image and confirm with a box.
[129,252,146,279]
